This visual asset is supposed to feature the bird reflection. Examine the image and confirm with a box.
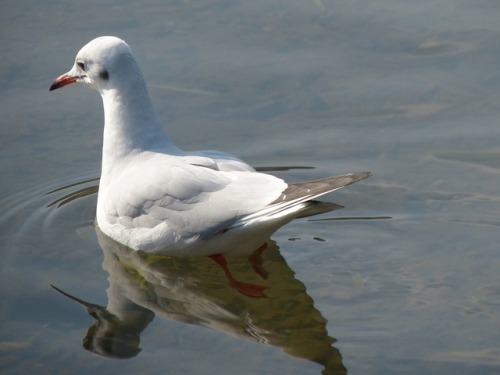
[53,225,347,374]
[47,170,349,374]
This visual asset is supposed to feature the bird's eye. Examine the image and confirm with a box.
[76,61,85,71]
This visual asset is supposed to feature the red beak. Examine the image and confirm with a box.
[49,73,77,91]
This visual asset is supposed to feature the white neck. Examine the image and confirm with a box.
[98,76,180,187]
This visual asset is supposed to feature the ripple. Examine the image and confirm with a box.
[0,172,99,255]
[45,177,99,208]
[435,151,500,170]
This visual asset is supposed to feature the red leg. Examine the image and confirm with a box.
[248,243,269,279]
[209,254,268,298]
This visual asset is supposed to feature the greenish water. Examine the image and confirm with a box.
[1,1,500,374]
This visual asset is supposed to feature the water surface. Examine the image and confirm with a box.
[1,1,500,374]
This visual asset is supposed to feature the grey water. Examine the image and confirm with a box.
[1,0,500,374]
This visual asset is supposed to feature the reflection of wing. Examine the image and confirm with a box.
[85,228,347,374]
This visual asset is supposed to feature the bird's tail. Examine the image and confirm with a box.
[236,172,372,226]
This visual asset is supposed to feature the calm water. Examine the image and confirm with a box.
[1,1,500,374]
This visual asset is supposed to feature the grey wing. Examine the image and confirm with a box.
[272,172,372,204]
[232,172,372,226]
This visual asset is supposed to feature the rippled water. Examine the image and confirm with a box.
[2,1,500,374]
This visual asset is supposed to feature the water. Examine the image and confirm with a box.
[1,0,500,374]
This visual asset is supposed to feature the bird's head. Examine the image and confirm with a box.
[50,36,138,93]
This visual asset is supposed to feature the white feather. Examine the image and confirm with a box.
[50,36,370,256]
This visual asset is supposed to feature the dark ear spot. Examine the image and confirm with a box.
[99,69,109,81]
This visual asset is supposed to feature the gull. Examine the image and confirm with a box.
[49,36,371,260]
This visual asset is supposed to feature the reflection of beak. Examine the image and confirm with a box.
[50,284,106,317]
[50,284,150,359]
[49,73,77,91]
